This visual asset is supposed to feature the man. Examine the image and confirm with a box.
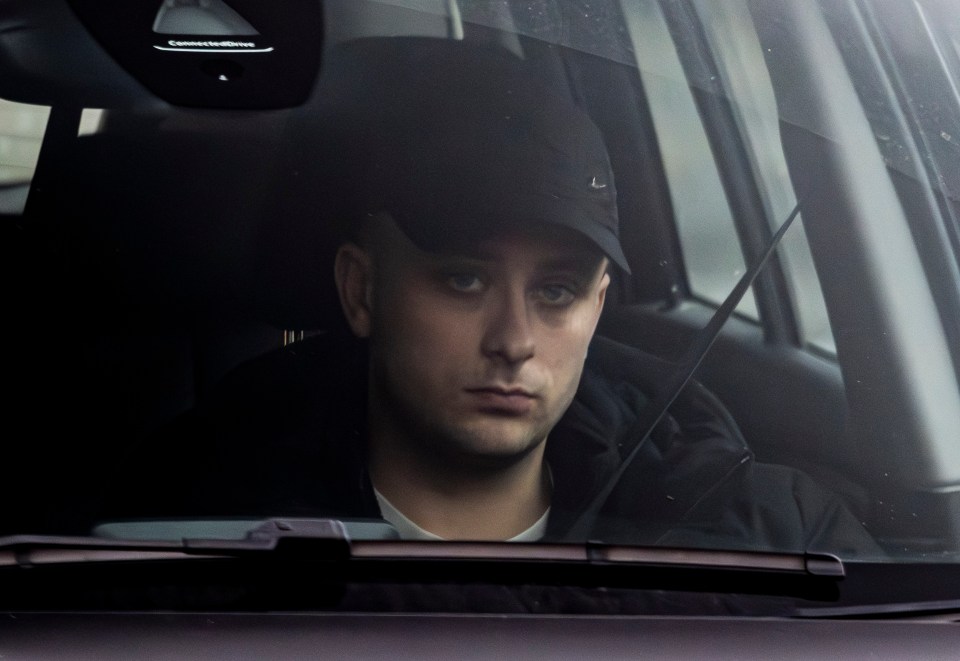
[101,38,878,554]
[334,214,610,540]
[324,38,626,541]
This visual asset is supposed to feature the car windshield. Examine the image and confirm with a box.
[5,0,960,577]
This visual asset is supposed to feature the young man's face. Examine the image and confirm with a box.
[336,218,610,470]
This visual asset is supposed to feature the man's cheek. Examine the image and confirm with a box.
[549,345,589,402]
[392,328,463,389]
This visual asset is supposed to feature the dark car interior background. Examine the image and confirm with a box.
[3,0,960,562]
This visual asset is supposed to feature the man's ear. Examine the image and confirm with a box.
[597,272,610,309]
[334,242,374,338]
[597,271,610,322]
[590,270,611,330]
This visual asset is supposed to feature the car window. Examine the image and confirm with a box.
[624,0,760,322]
[690,0,836,354]
[6,0,960,589]
[0,99,49,214]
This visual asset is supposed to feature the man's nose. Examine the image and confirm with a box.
[481,289,535,365]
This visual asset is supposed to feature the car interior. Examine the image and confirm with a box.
[3,0,960,559]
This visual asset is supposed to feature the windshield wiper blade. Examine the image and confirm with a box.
[348,541,845,577]
[0,522,845,604]
[0,517,842,577]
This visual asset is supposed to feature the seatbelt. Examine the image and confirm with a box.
[563,201,804,542]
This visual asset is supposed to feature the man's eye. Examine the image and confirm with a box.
[447,274,484,293]
[538,284,576,306]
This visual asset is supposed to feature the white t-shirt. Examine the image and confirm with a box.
[374,489,550,542]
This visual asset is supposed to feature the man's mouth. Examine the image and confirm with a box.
[465,387,537,415]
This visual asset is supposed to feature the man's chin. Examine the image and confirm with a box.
[438,424,548,471]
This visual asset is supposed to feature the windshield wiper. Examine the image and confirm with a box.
[0,517,841,575]
[0,519,846,607]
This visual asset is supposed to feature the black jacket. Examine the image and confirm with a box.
[102,332,880,556]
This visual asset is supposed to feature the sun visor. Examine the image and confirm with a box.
[0,0,324,109]
[0,1,151,107]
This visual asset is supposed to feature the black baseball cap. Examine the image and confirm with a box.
[322,38,630,272]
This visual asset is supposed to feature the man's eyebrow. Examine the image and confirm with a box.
[435,249,603,273]
[442,245,605,269]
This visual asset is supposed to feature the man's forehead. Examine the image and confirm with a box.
[438,225,608,271]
